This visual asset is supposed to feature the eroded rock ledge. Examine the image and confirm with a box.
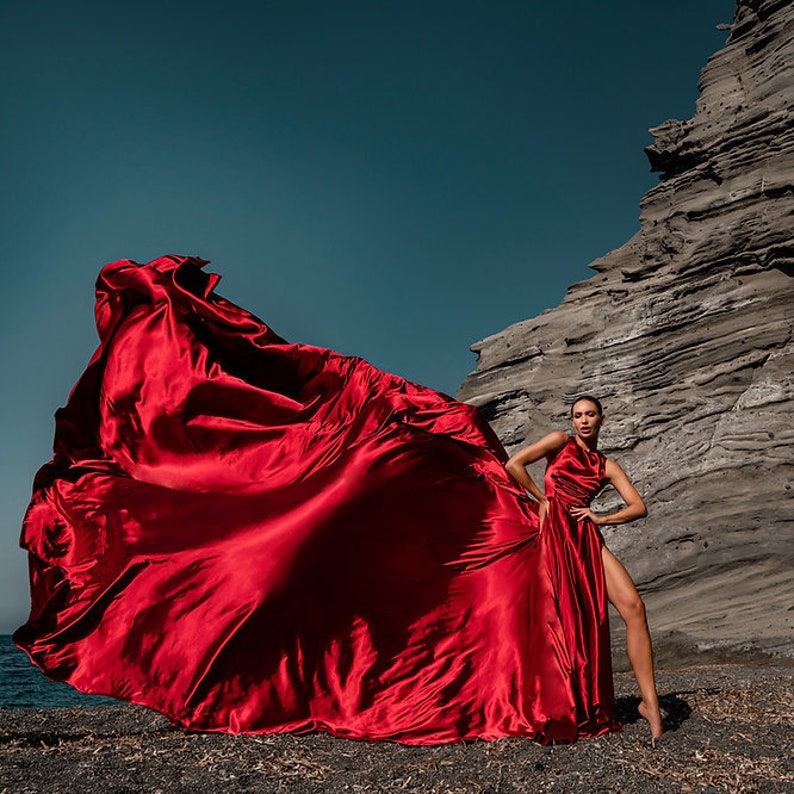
[458,0,794,658]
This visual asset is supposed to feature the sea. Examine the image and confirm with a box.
[0,635,116,708]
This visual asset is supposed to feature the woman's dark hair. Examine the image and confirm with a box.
[570,395,603,416]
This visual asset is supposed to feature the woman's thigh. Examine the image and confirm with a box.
[602,546,644,618]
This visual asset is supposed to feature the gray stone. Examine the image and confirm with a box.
[458,0,794,660]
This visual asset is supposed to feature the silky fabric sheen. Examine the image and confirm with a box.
[14,256,619,743]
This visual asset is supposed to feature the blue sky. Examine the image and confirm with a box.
[0,1,732,632]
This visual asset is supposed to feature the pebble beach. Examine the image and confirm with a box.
[1,663,792,793]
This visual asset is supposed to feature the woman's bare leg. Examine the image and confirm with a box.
[601,546,664,739]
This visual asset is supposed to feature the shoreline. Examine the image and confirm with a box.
[1,662,791,793]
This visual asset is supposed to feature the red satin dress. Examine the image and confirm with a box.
[14,256,619,743]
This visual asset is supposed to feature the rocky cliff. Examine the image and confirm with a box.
[458,0,794,661]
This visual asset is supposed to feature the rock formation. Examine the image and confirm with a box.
[458,0,794,661]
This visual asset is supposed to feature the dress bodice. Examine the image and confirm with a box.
[544,437,606,507]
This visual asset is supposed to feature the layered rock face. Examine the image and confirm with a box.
[459,0,794,660]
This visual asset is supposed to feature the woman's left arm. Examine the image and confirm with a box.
[569,459,647,526]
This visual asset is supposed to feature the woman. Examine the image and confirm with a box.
[505,396,664,740]
[16,256,661,744]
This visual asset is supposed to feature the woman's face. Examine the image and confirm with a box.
[571,399,603,442]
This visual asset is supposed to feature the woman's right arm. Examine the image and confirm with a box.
[505,431,568,525]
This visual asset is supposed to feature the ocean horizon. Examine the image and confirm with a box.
[0,635,116,708]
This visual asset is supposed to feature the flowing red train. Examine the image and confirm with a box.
[15,255,618,743]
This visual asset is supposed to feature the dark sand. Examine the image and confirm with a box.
[1,664,792,793]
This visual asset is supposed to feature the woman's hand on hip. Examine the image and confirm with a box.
[569,506,602,525]
[538,496,550,532]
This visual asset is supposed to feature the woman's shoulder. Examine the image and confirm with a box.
[603,456,627,480]
[545,430,571,449]
[505,430,570,467]
[542,431,571,459]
